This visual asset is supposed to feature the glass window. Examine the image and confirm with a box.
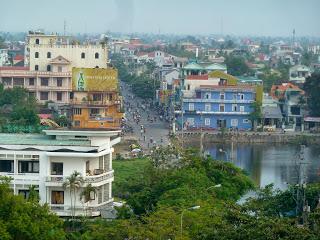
[29,78,35,86]
[220,93,225,100]
[58,66,62,72]
[41,78,49,86]
[40,92,48,100]
[187,118,194,126]
[47,52,51,58]
[219,104,225,112]
[35,65,39,71]
[205,103,211,111]
[35,52,39,58]
[47,65,51,71]
[51,162,63,175]
[35,39,39,44]
[13,78,24,86]
[95,52,99,59]
[240,106,245,112]
[231,119,238,127]
[57,92,62,101]
[0,160,14,172]
[189,103,194,111]
[57,78,63,87]
[81,52,85,59]
[51,191,64,204]
[205,118,210,126]
[240,94,244,100]
[232,104,238,112]
[73,108,82,115]
[18,161,39,173]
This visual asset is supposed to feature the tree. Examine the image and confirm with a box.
[225,55,252,76]
[80,183,96,216]
[249,101,262,131]
[63,171,84,223]
[303,72,320,116]
[0,176,65,240]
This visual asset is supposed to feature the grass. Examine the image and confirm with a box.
[113,157,151,198]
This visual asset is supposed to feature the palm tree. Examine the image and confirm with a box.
[63,171,84,221]
[80,183,96,216]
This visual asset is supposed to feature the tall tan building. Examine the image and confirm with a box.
[0,32,109,105]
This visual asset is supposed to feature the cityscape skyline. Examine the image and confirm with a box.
[0,0,319,37]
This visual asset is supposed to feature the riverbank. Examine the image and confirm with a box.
[177,131,320,144]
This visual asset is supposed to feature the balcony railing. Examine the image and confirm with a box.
[46,170,114,184]
[71,100,121,106]
[183,98,254,104]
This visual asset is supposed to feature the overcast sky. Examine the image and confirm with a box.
[1,0,319,37]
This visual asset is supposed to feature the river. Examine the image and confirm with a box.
[201,143,320,189]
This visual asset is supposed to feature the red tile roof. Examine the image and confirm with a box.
[186,74,208,80]
[0,66,29,71]
[270,83,304,99]
[13,55,24,61]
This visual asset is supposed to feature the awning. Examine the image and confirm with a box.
[304,117,320,122]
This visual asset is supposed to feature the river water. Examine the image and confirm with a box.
[201,143,320,189]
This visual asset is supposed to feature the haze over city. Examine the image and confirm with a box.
[1,0,320,37]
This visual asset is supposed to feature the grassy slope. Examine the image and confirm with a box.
[113,158,150,198]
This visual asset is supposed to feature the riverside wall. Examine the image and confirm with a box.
[177,131,320,144]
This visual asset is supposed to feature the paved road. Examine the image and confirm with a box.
[120,81,170,151]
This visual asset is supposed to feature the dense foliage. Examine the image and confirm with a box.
[303,72,320,117]
[0,177,65,240]
[0,84,40,132]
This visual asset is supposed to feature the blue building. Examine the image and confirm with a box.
[178,86,256,130]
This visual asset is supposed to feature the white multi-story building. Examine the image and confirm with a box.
[0,49,9,66]
[0,129,120,217]
[0,32,109,104]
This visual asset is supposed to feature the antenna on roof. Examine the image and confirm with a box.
[64,19,66,36]
[292,28,295,50]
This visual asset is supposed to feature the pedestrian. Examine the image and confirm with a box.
[143,135,146,141]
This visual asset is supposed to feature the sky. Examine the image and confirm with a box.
[1,0,319,37]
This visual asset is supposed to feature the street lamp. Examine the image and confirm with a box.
[180,205,200,238]
[219,148,229,161]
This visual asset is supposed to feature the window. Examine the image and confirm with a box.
[35,65,39,71]
[232,104,238,112]
[74,120,80,127]
[220,92,225,100]
[57,78,63,87]
[41,78,49,86]
[95,66,99,68]
[233,93,237,100]
[95,52,99,59]
[240,106,245,112]
[35,38,39,44]
[18,161,39,173]
[187,118,194,126]
[51,191,64,204]
[2,77,12,85]
[219,104,225,112]
[13,78,24,86]
[47,52,51,58]
[217,119,226,128]
[81,52,85,59]
[205,118,210,126]
[231,119,238,127]
[73,108,82,115]
[47,65,51,71]
[205,103,211,111]
[205,92,210,99]
[29,78,35,86]
[57,92,62,101]
[187,84,190,90]
[240,94,244,100]
[0,160,14,172]
[189,103,194,111]
[243,119,250,123]
[35,52,39,58]
[58,66,62,72]
[51,162,63,175]
[40,92,49,100]
[93,94,102,101]
[90,108,99,117]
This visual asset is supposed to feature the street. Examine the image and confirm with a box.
[120,81,170,151]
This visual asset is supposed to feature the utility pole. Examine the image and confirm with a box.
[64,19,66,36]
[181,91,184,149]
[296,145,310,226]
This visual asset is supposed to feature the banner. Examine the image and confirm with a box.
[72,68,118,91]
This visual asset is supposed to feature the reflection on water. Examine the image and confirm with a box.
[202,143,320,189]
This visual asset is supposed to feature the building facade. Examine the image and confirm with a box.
[0,33,109,105]
[0,129,120,217]
[180,85,255,130]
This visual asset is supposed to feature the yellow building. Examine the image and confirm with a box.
[71,68,123,129]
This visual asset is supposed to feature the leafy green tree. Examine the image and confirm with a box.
[0,176,65,240]
[249,101,262,131]
[303,72,320,116]
[63,171,84,222]
[225,55,252,76]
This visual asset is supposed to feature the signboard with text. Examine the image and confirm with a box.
[72,68,118,91]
